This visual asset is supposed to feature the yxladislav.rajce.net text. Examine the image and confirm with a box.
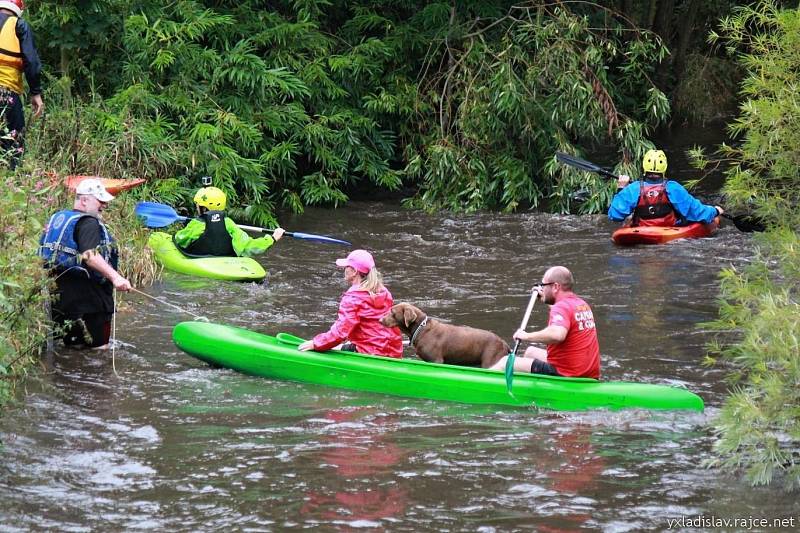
[667,516,795,530]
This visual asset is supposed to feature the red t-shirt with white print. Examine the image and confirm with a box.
[545,295,600,379]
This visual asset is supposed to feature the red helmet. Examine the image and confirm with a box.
[0,0,23,17]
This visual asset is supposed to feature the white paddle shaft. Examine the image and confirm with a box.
[518,288,539,331]
[237,223,271,233]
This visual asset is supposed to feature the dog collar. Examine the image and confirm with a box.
[410,316,429,346]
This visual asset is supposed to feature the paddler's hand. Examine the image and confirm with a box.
[113,275,132,292]
[714,206,724,216]
[513,328,529,341]
[298,340,314,351]
[617,174,631,189]
[272,227,285,241]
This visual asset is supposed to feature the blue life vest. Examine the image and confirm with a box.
[38,209,118,281]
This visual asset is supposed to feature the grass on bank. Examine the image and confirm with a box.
[0,171,53,403]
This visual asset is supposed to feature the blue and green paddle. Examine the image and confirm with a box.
[134,201,352,246]
[505,288,539,394]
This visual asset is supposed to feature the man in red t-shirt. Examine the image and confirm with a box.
[491,266,600,379]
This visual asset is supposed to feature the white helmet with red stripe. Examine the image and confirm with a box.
[0,0,23,16]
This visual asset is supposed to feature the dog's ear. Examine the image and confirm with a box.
[402,304,418,328]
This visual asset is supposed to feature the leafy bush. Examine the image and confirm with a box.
[705,230,800,490]
[702,0,800,489]
[405,3,671,212]
[0,172,58,403]
[26,1,673,218]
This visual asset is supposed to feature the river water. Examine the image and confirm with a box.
[1,202,797,531]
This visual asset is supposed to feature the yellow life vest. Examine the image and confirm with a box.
[0,16,23,94]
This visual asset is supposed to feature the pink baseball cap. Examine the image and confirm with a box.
[335,249,375,274]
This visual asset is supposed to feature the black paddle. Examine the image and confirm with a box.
[555,152,767,233]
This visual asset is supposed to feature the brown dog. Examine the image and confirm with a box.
[380,303,510,368]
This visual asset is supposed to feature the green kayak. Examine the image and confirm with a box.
[147,232,266,281]
[173,321,704,412]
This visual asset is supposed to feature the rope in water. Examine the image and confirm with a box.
[130,287,209,322]
[112,291,119,377]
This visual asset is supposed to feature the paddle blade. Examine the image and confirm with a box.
[505,290,537,395]
[722,213,766,233]
[135,201,185,228]
[288,232,352,246]
[556,152,618,179]
[505,351,516,393]
[505,339,522,394]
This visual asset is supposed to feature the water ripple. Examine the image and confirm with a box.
[1,202,788,531]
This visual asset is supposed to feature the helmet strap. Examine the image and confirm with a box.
[644,172,665,181]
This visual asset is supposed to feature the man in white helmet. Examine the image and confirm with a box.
[39,179,132,350]
[0,0,43,169]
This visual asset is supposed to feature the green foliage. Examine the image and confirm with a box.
[0,171,58,404]
[404,3,671,213]
[704,230,800,490]
[28,0,128,91]
[700,0,800,489]
[710,0,800,229]
[26,0,673,218]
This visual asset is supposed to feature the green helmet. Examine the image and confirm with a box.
[642,149,667,174]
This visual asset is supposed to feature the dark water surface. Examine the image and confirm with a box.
[2,202,797,531]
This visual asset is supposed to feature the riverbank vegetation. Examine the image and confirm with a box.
[0,172,53,403]
[26,0,741,219]
[697,0,799,490]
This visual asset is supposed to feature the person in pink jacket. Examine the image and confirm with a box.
[298,249,403,358]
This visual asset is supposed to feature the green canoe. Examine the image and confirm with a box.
[147,232,266,281]
[173,321,704,412]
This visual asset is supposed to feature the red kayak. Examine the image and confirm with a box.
[64,175,146,195]
[612,218,720,245]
